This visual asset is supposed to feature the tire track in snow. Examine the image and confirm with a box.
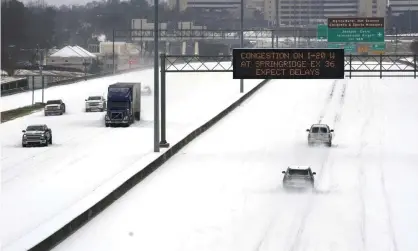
[287,149,334,251]
[357,83,398,251]
[318,80,338,124]
[377,92,399,251]
[255,80,345,251]
[357,140,368,251]
[333,81,347,124]
[2,127,111,185]
[356,81,374,251]
[379,148,399,251]
[253,81,340,251]
[2,122,108,172]
[8,153,150,249]
[286,81,346,251]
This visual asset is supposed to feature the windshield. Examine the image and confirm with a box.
[288,169,309,176]
[311,127,328,133]
[109,87,130,93]
[108,101,128,110]
[88,96,101,100]
[26,125,44,131]
[46,100,61,104]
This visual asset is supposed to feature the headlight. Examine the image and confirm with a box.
[105,115,109,120]
[23,135,27,139]
[123,116,128,120]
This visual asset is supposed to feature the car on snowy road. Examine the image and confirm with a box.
[141,86,152,96]
[22,124,53,147]
[44,99,66,116]
[282,166,316,190]
[85,95,106,112]
[306,124,334,147]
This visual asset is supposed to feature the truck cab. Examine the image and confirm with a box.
[105,82,141,127]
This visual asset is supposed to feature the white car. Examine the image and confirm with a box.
[306,124,334,147]
[141,86,152,96]
[282,165,316,190]
[85,96,106,112]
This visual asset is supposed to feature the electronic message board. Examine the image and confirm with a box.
[232,48,345,79]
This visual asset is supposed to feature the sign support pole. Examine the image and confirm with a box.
[160,53,169,148]
[153,0,160,152]
[240,0,244,93]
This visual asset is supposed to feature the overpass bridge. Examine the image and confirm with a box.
[114,28,418,42]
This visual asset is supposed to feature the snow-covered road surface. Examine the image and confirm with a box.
[1,66,262,250]
[54,77,418,251]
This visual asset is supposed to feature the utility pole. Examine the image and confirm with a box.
[240,0,244,93]
[275,0,279,47]
[153,0,160,152]
[37,44,45,103]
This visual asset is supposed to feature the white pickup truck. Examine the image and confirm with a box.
[85,95,106,112]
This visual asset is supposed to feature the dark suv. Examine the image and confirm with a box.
[22,124,53,147]
[282,166,316,190]
[44,99,66,116]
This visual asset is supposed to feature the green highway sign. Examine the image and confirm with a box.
[370,43,386,50]
[327,43,342,49]
[317,24,328,39]
[344,44,356,53]
[327,28,385,43]
[327,17,385,43]
[327,43,356,53]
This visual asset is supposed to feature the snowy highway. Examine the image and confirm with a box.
[1,65,262,250]
[54,76,418,251]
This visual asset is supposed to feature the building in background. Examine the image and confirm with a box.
[264,0,388,26]
[167,0,188,11]
[389,0,418,14]
[186,0,241,9]
[98,42,140,71]
[47,45,96,71]
[387,0,418,32]
[167,0,263,13]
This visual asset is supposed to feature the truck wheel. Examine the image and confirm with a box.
[85,109,89,112]
[49,136,53,144]
[134,112,140,121]
[44,141,49,147]
[22,143,26,148]
[327,142,332,147]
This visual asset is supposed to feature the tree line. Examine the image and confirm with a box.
[1,0,417,74]
[1,0,189,72]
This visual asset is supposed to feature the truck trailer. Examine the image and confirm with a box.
[105,82,141,127]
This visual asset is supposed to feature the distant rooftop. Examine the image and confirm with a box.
[49,45,96,58]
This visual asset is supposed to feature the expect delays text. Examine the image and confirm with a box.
[240,60,323,76]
